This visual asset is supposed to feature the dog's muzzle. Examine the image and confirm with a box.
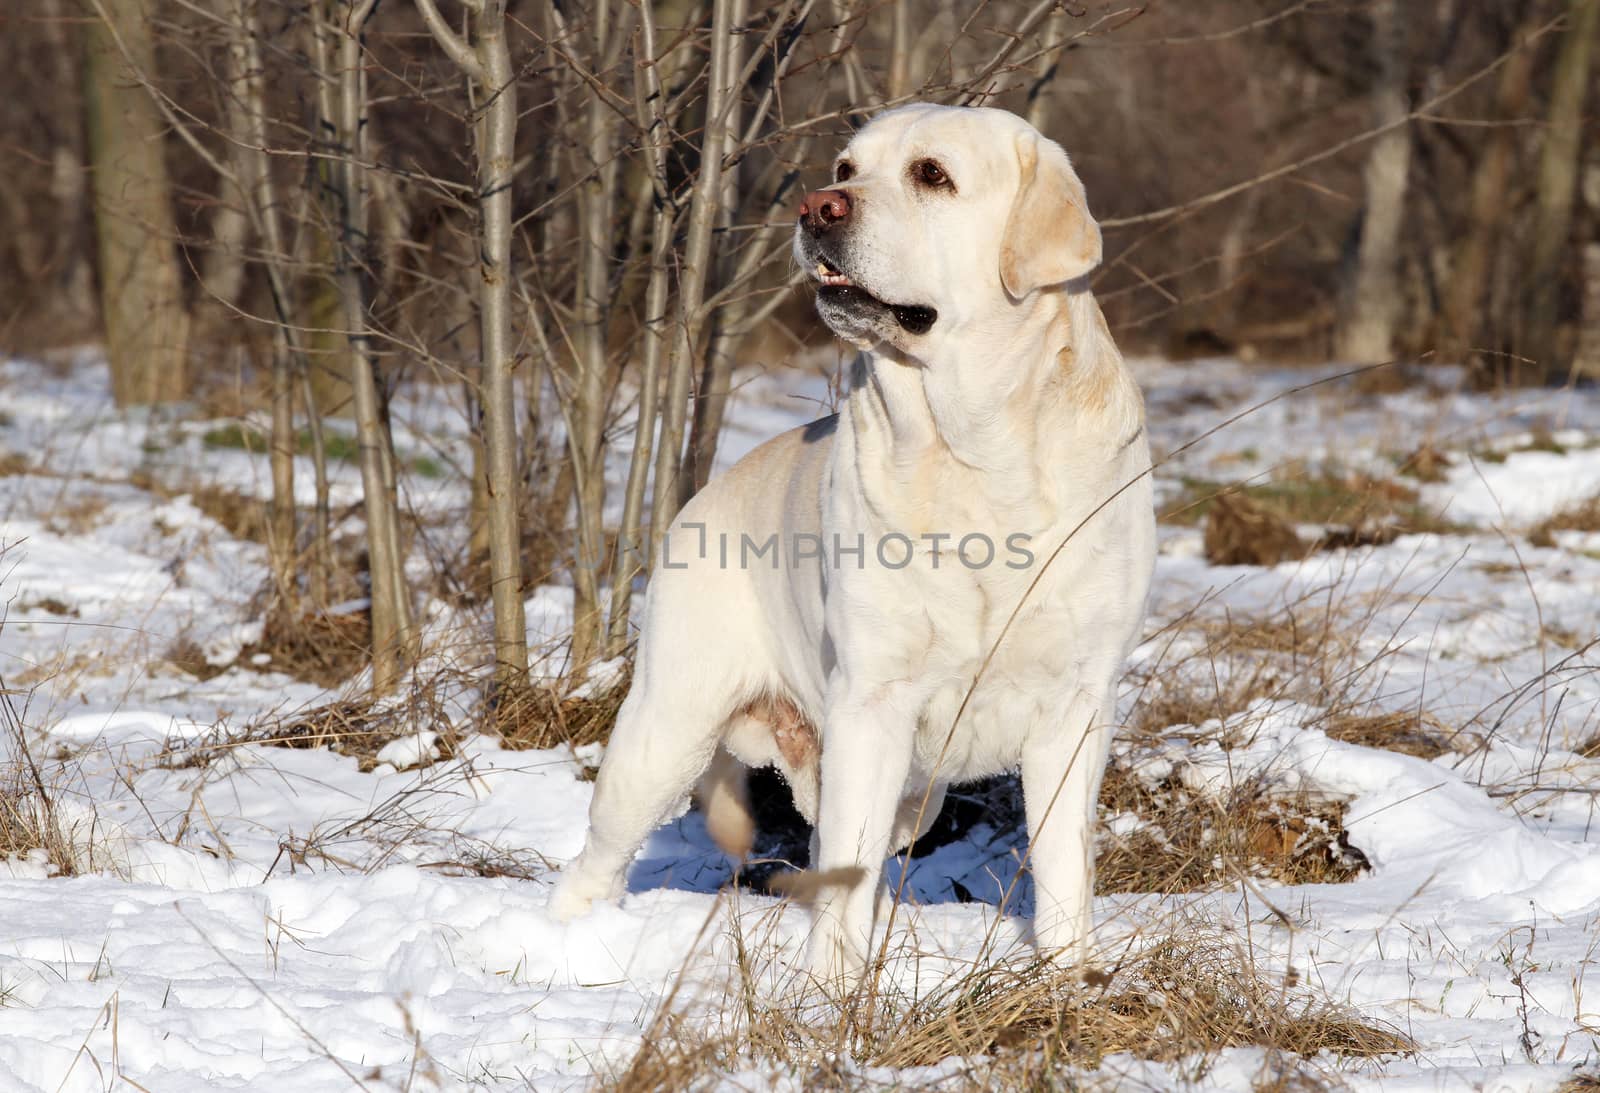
[796,196,938,338]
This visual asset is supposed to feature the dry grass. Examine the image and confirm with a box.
[1321,711,1453,760]
[1395,442,1452,484]
[1529,494,1600,548]
[164,636,232,681]
[1126,605,1353,741]
[1096,760,1366,894]
[43,492,111,535]
[1204,492,1306,566]
[243,607,372,688]
[491,670,631,755]
[215,661,629,773]
[1088,586,1453,894]
[0,682,90,877]
[0,776,83,878]
[919,767,1366,901]
[219,680,457,773]
[1172,470,1460,567]
[612,927,1410,1091]
[184,484,271,544]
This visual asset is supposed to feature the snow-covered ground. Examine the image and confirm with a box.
[1,351,1599,1090]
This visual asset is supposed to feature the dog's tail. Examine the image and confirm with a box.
[697,747,755,861]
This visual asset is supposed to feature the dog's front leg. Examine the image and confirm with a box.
[806,683,917,986]
[1021,689,1115,966]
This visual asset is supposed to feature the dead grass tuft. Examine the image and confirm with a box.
[1205,492,1306,566]
[491,670,630,755]
[1176,471,1458,566]
[0,681,89,877]
[1529,494,1600,548]
[1396,442,1452,484]
[1322,710,1453,760]
[243,607,371,688]
[227,682,455,773]
[43,493,110,535]
[1096,759,1366,893]
[0,777,83,878]
[185,485,271,543]
[164,636,231,681]
[613,930,1409,1091]
[1128,611,1339,740]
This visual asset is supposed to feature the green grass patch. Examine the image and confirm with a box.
[1164,470,1460,534]
[410,454,445,479]
[201,423,265,452]
[201,423,447,479]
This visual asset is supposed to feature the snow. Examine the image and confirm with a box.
[1,352,1599,1089]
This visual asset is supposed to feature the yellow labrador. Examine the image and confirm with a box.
[550,104,1155,982]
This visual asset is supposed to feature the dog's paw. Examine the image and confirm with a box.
[547,867,611,922]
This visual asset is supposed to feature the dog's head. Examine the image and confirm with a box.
[793,104,1102,354]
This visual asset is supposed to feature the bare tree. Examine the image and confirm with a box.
[1524,0,1598,380]
[1335,0,1412,364]
[310,0,417,691]
[1575,150,1600,379]
[216,0,300,611]
[414,0,529,689]
[649,0,739,547]
[565,2,630,673]
[1437,13,1542,371]
[35,0,96,326]
[83,0,191,405]
[605,0,680,657]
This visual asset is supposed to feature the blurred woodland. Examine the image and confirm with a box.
[1,0,1597,694]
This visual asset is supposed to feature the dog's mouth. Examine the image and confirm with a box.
[809,258,938,336]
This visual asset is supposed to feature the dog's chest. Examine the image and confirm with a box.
[906,560,1087,777]
[839,495,1108,778]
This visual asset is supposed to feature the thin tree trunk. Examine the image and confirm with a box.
[650,0,736,547]
[1437,15,1541,369]
[302,227,356,416]
[415,0,530,687]
[686,0,747,495]
[313,0,416,691]
[466,362,492,568]
[82,0,191,405]
[41,0,95,321]
[1335,0,1411,365]
[1524,0,1598,381]
[887,0,910,101]
[221,0,298,610]
[1024,11,1064,131]
[544,0,630,675]
[606,4,676,655]
[1575,148,1600,379]
[568,2,621,673]
[199,199,251,315]
[300,367,333,605]
[1575,242,1600,379]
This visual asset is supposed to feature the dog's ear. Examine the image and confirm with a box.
[999,131,1102,298]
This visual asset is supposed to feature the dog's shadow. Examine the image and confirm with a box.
[627,770,1033,915]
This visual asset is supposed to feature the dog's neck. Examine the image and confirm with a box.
[845,288,1140,514]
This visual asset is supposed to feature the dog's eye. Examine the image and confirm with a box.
[913,159,951,189]
[834,161,855,183]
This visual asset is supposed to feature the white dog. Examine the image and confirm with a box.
[550,104,1155,982]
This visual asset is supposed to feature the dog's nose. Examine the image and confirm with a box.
[798,188,852,232]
